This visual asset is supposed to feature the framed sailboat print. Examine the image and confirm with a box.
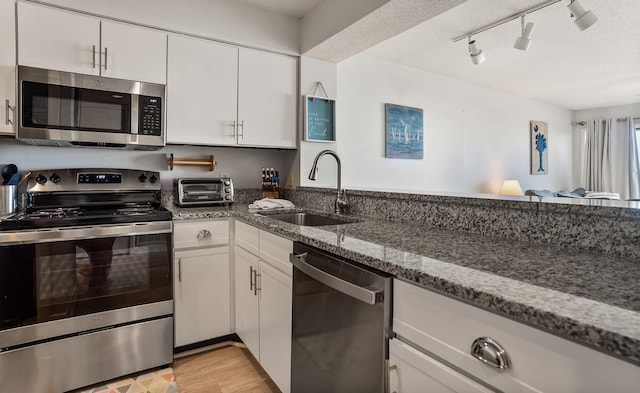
[385,103,424,159]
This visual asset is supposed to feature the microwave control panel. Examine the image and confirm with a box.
[139,96,162,136]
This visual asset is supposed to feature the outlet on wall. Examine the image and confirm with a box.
[221,172,229,178]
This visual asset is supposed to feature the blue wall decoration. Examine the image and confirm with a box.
[530,120,548,175]
[385,103,424,159]
[305,95,335,142]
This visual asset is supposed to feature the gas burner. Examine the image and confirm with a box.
[29,207,86,219]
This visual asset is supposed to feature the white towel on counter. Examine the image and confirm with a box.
[248,198,295,211]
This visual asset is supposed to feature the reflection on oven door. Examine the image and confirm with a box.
[36,242,78,322]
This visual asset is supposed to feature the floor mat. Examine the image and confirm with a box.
[76,367,179,393]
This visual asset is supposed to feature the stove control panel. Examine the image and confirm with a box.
[27,169,162,192]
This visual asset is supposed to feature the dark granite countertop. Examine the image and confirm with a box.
[168,203,640,366]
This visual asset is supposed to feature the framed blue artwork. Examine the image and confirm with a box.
[385,103,424,159]
[530,120,548,175]
[305,95,336,142]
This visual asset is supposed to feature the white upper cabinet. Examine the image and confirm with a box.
[17,2,166,84]
[166,36,297,148]
[167,34,238,145]
[0,0,16,134]
[238,48,297,148]
[100,20,167,83]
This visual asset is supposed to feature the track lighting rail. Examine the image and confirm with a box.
[453,0,562,42]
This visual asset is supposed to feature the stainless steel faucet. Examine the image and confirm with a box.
[308,149,349,214]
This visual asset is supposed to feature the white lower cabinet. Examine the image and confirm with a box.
[173,219,231,348]
[234,221,293,393]
[389,339,492,393]
[392,279,640,393]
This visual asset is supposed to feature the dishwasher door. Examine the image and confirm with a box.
[290,242,392,393]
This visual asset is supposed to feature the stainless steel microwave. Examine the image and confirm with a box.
[17,66,165,150]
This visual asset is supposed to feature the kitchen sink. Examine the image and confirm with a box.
[261,212,359,226]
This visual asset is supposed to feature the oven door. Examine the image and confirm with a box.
[0,221,172,349]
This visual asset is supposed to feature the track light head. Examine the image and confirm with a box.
[568,0,598,31]
[514,16,535,51]
[468,37,485,65]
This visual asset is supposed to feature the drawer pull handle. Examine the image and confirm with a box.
[197,229,211,239]
[470,337,511,369]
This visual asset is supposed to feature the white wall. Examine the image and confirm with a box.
[0,141,286,189]
[573,103,640,121]
[298,57,338,189]
[32,0,300,54]
[336,54,574,194]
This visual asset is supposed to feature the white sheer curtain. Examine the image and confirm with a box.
[581,117,640,200]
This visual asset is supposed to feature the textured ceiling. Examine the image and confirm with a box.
[364,0,640,110]
[230,0,324,17]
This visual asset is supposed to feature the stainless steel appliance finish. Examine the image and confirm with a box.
[175,178,234,206]
[290,243,392,393]
[17,66,165,150]
[0,168,173,393]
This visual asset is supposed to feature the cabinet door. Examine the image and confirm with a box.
[258,259,292,393]
[0,0,15,134]
[101,20,167,84]
[174,247,231,347]
[234,245,260,357]
[166,34,238,145]
[17,2,100,75]
[237,48,297,148]
[389,339,493,393]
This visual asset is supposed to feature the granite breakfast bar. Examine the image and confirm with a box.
[167,192,640,367]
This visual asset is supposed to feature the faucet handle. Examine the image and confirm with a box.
[336,189,349,214]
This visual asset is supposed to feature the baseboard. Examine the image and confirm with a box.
[173,334,243,358]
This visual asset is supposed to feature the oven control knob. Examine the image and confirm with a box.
[36,174,47,185]
[50,173,61,184]
[138,174,147,183]
[225,195,232,200]
[225,188,231,193]
[149,175,157,184]
[224,181,231,186]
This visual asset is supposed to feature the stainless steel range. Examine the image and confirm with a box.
[0,168,173,393]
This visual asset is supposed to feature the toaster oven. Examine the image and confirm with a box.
[174,178,234,206]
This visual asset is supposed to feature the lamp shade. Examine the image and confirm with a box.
[499,179,524,196]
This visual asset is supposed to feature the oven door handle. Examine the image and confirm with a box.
[0,221,172,245]
[290,252,381,305]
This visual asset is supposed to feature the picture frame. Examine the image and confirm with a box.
[384,103,424,159]
[530,120,548,175]
[304,95,336,142]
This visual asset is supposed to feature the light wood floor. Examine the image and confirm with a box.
[173,344,280,393]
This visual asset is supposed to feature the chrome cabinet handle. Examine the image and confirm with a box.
[92,45,96,68]
[104,47,108,70]
[178,258,182,282]
[238,120,244,140]
[5,100,13,126]
[197,229,211,239]
[249,266,255,292]
[254,271,261,296]
[385,360,397,393]
[470,337,511,369]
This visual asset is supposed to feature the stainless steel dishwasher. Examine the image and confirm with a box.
[290,242,392,393]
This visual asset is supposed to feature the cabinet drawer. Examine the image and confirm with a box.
[393,280,640,393]
[174,219,229,249]
[389,338,492,393]
[235,220,259,256]
[259,230,293,276]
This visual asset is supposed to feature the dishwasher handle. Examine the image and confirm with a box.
[290,252,383,305]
